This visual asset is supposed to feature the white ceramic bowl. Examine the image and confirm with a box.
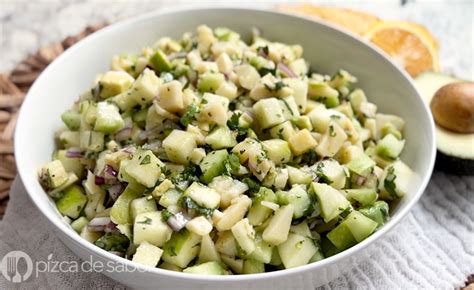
[14,6,436,289]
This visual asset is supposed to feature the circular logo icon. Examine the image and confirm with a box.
[1,251,33,283]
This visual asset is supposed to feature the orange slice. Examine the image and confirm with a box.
[364,21,440,76]
[278,4,381,36]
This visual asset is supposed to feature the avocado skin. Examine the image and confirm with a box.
[435,151,474,175]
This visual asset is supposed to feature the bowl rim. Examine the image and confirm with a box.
[14,5,436,282]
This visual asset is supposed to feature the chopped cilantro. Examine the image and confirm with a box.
[384,166,398,198]
[161,210,173,221]
[140,155,151,165]
[329,125,336,137]
[180,103,199,127]
[181,196,214,216]
[137,216,152,224]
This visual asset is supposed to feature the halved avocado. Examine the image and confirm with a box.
[414,72,473,174]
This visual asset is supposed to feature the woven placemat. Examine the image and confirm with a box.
[0,23,108,217]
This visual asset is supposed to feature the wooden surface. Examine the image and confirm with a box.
[0,23,107,217]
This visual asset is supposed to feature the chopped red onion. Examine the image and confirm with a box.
[356,175,366,186]
[104,221,118,233]
[88,217,111,232]
[105,165,118,177]
[121,146,136,155]
[95,176,105,185]
[66,148,84,158]
[115,127,132,141]
[277,62,298,78]
[166,212,191,232]
[108,184,124,201]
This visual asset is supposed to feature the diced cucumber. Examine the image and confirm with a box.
[94,102,124,134]
[198,73,226,93]
[129,68,161,106]
[262,139,292,165]
[54,150,85,180]
[242,259,265,274]
[287,166,312,186]
[134,211,172,247]
[208,176,248,208]
[162,129,197,165]
[198,234,221,264]
[130,197,158,221]
[308,80,339,108]
[132,241,164,267]
[347,153,376,177]
[359,201,390,227]
[279,96,300,120]
[158,80,184,113]
[198,93,229,126]
[82,171,106,219]
[70,216,89,233]
[379,160,414,200]
[288,129,317,156]
[184,182,221,209]
[162,229,201,268]
[235,64,260,90]
[283,78,307,113]
[214,27,240,41]
[56,185,87,219]
[277,185,313,219]
[110,184,143,224]
[313,159,346,189]
[262,204,294,245]
[344,211,378,242]
[375,134,405,160]
[278,233,317,269]
[269,247,282,266]
[59,131,81,148]
[99,70,134,99]
[150,49,172,72]
[231,218,256,256]
[61,110,81,130]
[184,261,228,275]
[348,89,367,113]
[291,115,312,130]
[381,123,402,140]
[326,222,356,250]
[199,149,228,184]
[158,189,182,208]
[215,195,251,231]
[80,131,104,152]
[220,255,244,274]
[216,231,238,257]
[125,149,163,187]
[290,221,312,237]
[344,188,378,206]
[253,98,286,129]
[311,182,351,223]
[269,120,297,141]
[247,187,277,226]
[315,121,347,158]
[249,232,274,264]
[39,160,69,190]
[80,226,102,243]
[205,126,237,149]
